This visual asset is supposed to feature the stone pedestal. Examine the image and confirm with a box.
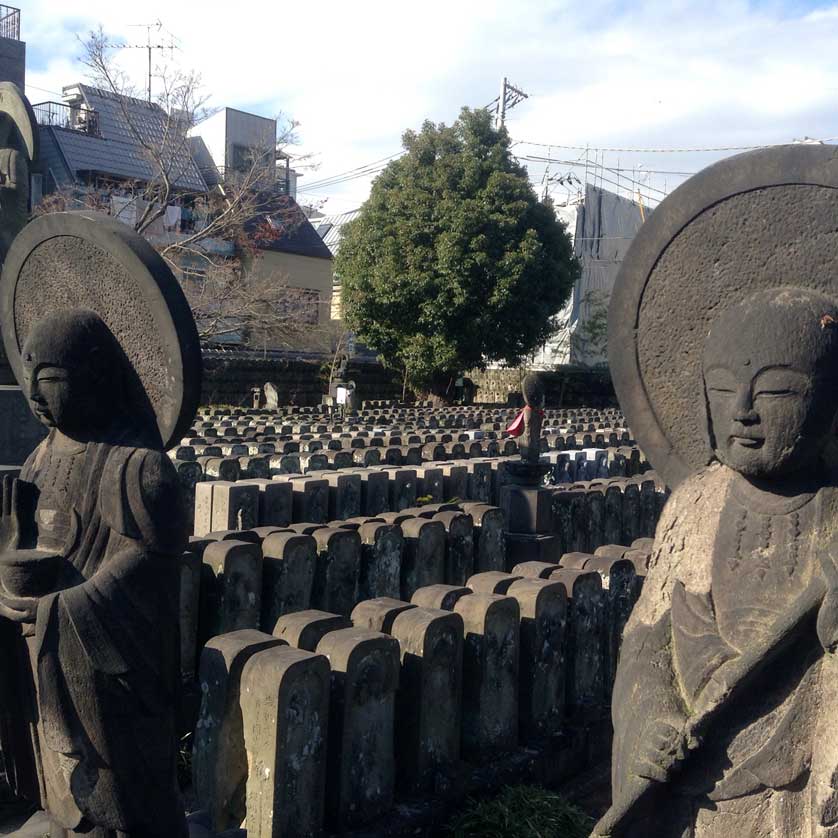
[500,464,559,572]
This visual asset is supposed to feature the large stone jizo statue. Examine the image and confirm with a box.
[596,145,838,837]
[0,213,201,836]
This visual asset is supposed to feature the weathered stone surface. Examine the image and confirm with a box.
[357,469,390,515]
[240,478,293,527]
[440,463,468,502]
[211,481,260,534]
[596,148,838,836]
[311,527,361,616]
[507,578,567,744]
[415,465,444,502]
[180,548,203,682]
[357,521,403,601]
[464,460,493,503]
[202,539,263,635]
[324,471,362,520]
[260,531,317,631]
[351,596,416,633]
[316,627,400,829]
[454,593,519,758]
[549,568,605,718]
[383,467,417,511]
[193,630,285,831]
[467,570,523,595]
[273,609,351,651]
[500,485,552,534]
[400,517,446,600]
[240,645,330,838]
[434,510,475,586]
[390,607,464,792]
[285,476,329,524]
[583,556,639,687]
[410,584,472,611]
[463,504,506,573]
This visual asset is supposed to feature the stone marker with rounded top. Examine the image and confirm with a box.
[454,593,520,758]
[351,596,416,633]
[238,477,292,527]
[507,578,567,743]
[357,521,403,601]
[240,644,330,838]
[193,630,286,831]
[410,583,472,611]
[400,517,446,600]
[548,567,606,719]
[462,504,506,573]
[260,531,317,631]
[434,510,475,586]
[311,527,361,616]
[202,539,263,635]
[316,627,401,829]
[390,606,464,792]
[273,609,352,650]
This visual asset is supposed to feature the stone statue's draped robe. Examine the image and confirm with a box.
[0,428,187,837]
[610,463,838,838]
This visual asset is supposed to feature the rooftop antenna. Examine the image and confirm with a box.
[114,20,179,103]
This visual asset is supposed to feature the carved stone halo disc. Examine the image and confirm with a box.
[0,81,39,161]
[608,144,838,490]
[0,212,202,449]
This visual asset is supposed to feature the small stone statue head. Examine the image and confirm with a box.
[703,287,838,479]
[522,374,546,410]
[21,308,124,437]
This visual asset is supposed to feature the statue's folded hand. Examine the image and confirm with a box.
[0,594,36,623]
[635,716,688,782]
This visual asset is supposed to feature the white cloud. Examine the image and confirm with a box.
[18,0,838,210]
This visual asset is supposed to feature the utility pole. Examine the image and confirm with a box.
[495,77,528,128]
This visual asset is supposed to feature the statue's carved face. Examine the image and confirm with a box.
[703,289,838,479]
[704,362,827,477]
[24,363,75,429]
[20,309,117,437]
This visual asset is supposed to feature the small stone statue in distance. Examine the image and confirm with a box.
[597,145,838,837]
[506,373,545,464]
[0,213,202,837]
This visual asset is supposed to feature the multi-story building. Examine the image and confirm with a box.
[29,84,331,346]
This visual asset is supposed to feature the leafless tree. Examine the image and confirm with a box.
[36,26,329,348]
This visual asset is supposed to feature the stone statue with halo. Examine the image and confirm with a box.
[0,211,201,837]
[595,145,838,837]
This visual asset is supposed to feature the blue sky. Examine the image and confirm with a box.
[19,0,838,212]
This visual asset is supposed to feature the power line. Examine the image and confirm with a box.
[515,137,837,153]
[520,154,697,177]
[301,152,404,190]
[25,82,66,99]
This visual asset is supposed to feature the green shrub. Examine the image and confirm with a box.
[446,785,594,838]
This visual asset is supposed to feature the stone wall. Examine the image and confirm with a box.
[201,352,403,407]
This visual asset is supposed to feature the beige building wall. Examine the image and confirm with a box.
[249,250,334,324]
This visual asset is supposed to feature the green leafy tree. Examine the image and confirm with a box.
[336,107,579,398]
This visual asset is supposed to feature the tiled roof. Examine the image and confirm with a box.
[52,84,207,192]
[245,191,334,260]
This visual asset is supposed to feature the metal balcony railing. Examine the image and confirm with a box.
[32,101,100,137]
[0,6,20,41]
